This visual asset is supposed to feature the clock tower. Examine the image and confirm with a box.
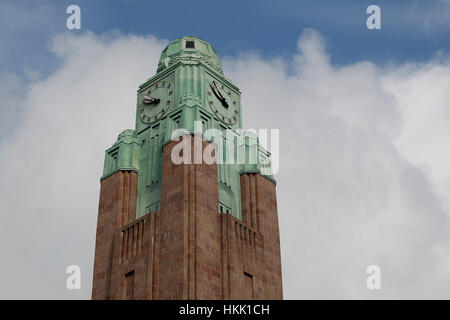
[92,36,283,299]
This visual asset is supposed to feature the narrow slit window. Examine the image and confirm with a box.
[124,271,135,300]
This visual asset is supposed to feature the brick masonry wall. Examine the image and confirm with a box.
[252,174,283,299]
[222,173,283,299]
[109,211,160,299]
[92,137,282,300]
[158,135,221,299]
[92,170,138,299]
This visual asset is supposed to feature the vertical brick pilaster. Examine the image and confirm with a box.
[92,170,138,300]
[221,173,283,300]
[254,174,283,299]
[158,135,221,299]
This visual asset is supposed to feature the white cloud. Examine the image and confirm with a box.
[224,28,450,299]
[0,72,25,142]
[1,29,450,299]
[0,32,168,299]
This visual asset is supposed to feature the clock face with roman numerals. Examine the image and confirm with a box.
[206,80,240,125]
[139,80,173,124]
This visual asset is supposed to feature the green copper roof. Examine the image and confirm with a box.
[157,36,223,74]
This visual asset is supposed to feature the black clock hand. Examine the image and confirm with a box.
[213,81,225,100]
[213,81,230,108]
[143,95,160,104]
[211,85,223,101]
[220,98,229,108]
[211,86,229,108]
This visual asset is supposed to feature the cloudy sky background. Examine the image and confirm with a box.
[1,0,450,299]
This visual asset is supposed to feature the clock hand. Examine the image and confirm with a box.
[213,81,225,100]
[221,99,229,108]
[210,85,229,109]
[212,87,229,108]
[211,85,222,100]
[143,95,160,104]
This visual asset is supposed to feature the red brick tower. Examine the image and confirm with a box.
[92,36,282,300]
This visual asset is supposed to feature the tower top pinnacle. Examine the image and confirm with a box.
[157,36,223,74]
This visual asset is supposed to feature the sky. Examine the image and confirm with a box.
[1,0,450,299]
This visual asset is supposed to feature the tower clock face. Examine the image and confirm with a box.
[207,80,239,125]
[139,80,174,124]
